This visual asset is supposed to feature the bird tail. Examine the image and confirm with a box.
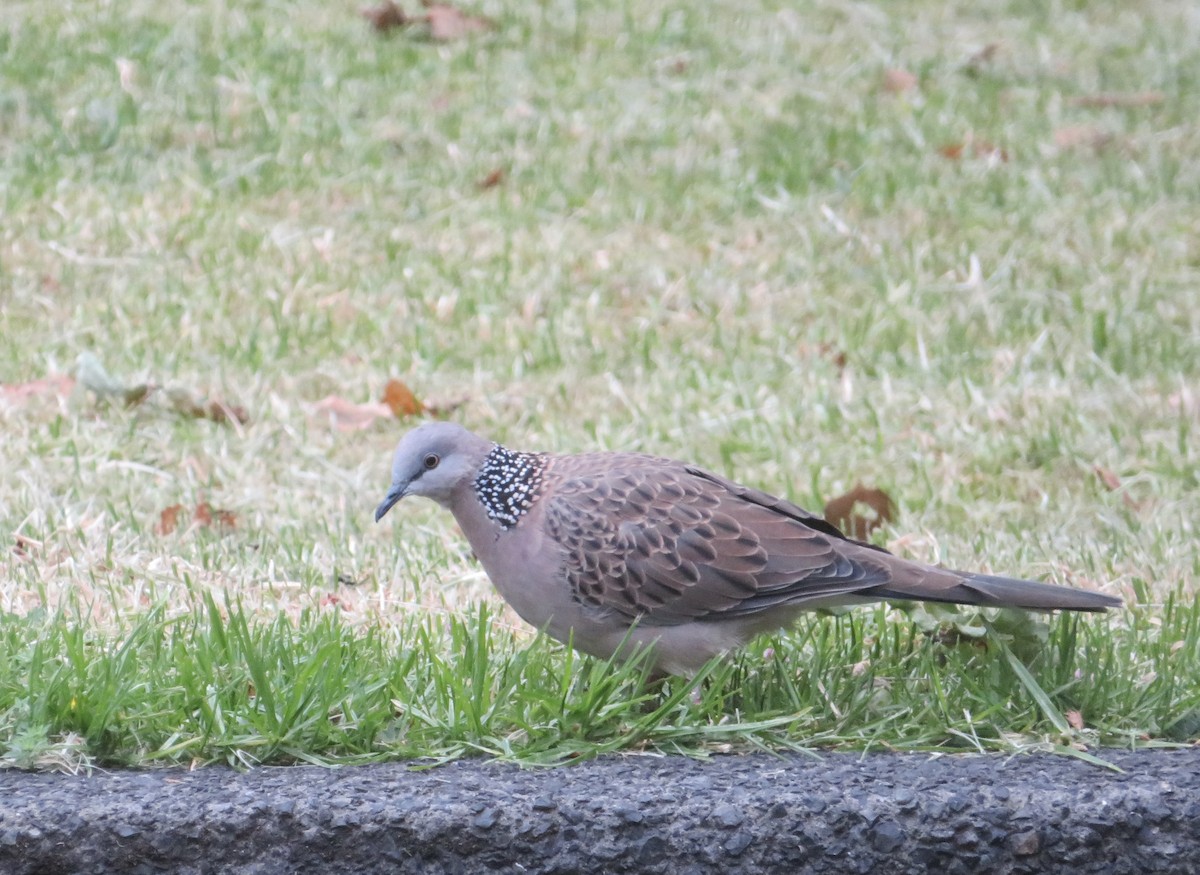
[946,571,1121,613]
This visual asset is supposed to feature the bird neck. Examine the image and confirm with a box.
[471,443,550,530]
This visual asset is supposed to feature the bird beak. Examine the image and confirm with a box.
[374,484,408,522]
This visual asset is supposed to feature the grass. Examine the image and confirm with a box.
[1,0,1198,769]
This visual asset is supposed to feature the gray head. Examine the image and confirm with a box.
[375,422,494,521]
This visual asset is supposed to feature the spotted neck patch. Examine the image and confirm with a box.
[473,444,549,529]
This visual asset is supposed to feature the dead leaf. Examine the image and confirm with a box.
[1054,125,1115,150]
[1092,464,1148,512]
[157,505,184,536]
[421,0,494,41]
[1066,709,1085,730]
[797,341,848,373]
[938,137,1008,162]
[1068,91,1164,109]
[824,484,896,541]
[361,0,408,32]
[882,68,917,94]
[381,379,425,418]
[1093,465,1122,492]
[0,375,75,408]
[165,387,250,425]
[477,167,506,190]
[12,535,42,560]
[158,502,236,535]
[312,395,395,431]
[423,396,467,418]
[194,502,238,530]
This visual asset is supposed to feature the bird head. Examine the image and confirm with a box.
[375,422,492,520]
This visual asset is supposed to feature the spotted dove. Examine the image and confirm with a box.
[375,422,1121,675]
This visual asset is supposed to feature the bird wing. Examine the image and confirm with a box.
[542,457,907,626]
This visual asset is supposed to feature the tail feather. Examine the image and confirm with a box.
[870,571,1122,613]
[954,572,1121,612]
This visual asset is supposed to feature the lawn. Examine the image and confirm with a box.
[1,0,1197,769]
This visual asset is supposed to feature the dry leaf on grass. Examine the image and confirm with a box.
[12,535,42,560]
[312,395,395,431]
[1068,91,1164,109]
[1092,464,1146,512]
[315,379,464,430]
[365,0,493,41]
[361,0,408,33]
[165,387,249,425]
[381,378,425,417]
[0,375,76,409]
[797,341,848,373]
[422,1,494,41]
[194,502,238,530]
[157,504,184,535]
[881,68,917,94]
[824,484,896,541]
[477,167,506,190]
[1054,125,1116,151]
[382,378,465,418]
[1093,465,1123,492]
[158,502,237,536]
[938,137,1008,162]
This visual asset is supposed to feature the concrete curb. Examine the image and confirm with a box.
[2,749,1197,873]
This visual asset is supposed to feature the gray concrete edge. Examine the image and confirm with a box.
[2,748,1198,874]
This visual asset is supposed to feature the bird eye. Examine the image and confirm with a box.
[423,453,440,470]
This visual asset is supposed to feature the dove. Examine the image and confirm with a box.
[375,422,1120,675]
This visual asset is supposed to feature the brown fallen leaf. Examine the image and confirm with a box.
[12,535,42,560]
[938,137,1008,162]
[165,387,250,425]
[797,341,848,373]
[477,167,506,190]
[423,396,467,419]
[160,502,237,535]
[157,504,184,536]
[882,68,917,94]
[1054,125,1116,151]
[194,502,238,530]
[1068,91,1164,109]
[312,395,395,431]
[381,379,425,418]
[0,375,75,408]
[421,0,494,41]
[1093,465,1122,492]
[1092,464,1147,513]
[361,0,408,33]
[824,484,896,541]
